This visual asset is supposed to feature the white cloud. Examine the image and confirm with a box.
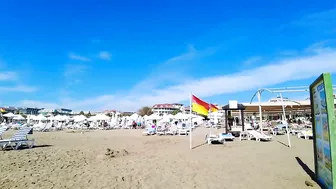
[130,45,215,93]
[19,95,114,111]
[0,85,37,93]
[19,100,60,109]
[68,53,91,62]
[0,71,17,81]
[18,44,336,112]
[98,51,111,61]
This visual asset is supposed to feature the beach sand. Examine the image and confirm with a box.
[0,128,320,189]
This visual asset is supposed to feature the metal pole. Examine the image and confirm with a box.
[279,93,292,148]
[189,93,192,150]
[257,90,263,131]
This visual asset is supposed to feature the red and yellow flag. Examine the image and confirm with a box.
[191,95,218,116]
[209,103,218,112]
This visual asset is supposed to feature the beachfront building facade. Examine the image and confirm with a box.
[38,108,73,115]
[18,107,42,115]
[152,103,184,115]
[54,108,72,115]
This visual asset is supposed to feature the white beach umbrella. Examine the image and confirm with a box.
[130,113,139,120]
[73,115,87,122]
[27,115,36,123]
[3,112,15,118]
[174,113,185,119]
[34,114,47,121]
[87,115,96,121]
[96,114,110,121]
[147,114,162,120]
[61,115,69,120]
[166,114,175,119]
[54,115,64,121]
[13,115,26,120]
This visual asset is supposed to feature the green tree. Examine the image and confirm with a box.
[171,109,180,115]
[85,111,91,118]
[138,106,153,116]
[79,111,85,115]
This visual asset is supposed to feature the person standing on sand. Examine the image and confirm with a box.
[132,121,137,129]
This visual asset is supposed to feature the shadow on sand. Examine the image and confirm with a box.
[295,157,315,181]
[33,144,53,148]
[192,142,207,149]
[277,141,290,147]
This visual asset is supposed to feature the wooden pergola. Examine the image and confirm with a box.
[222,103,246,133]
[242,104,312,113]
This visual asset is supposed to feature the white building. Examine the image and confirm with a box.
[152,103,184,115]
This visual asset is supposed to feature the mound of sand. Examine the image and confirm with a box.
[104,148,129,158]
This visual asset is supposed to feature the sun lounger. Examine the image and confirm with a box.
[239,131,250,141]
[0,127,35,150]
[142,128,156,136]
[247,130,272,142]
[205,134,225,144]
[156,126,165,136]
[42,123,53,132]
[218,133,235,141]
[165,127,177,135]
[0,126,8,139]
[297,129,313,140]
[178,128,188,136]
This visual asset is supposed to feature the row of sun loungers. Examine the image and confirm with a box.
[142,127,190,136]
[0,126,34,150]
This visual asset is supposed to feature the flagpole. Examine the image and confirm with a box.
[209,106,212,135]
[189,93,192,150]
[280,93,291,148]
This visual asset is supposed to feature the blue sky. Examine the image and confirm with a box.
[0,1,336,111]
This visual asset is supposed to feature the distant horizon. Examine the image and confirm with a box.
[0,94,317,113]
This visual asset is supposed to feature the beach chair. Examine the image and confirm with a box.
[42,122,53,132]
[239,131,249,141]
[156,126,165,136]
[247,130,272,142]
[297,129,313,140]
[165,126,177,135]
[0,127,35,150]
[205,134,225,144]
[218,133,235,141]
[0,126,8,140]
[178,128,188,136]
[33,123,46,132]
[142,128,156,136]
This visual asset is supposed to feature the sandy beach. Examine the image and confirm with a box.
[0,128,320,189]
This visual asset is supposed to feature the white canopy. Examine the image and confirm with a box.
[13,115,26,120]
[88,114,110,121]
[73,115,87,122]
[54,115,66,121]
[33,114,47,121]
[3,112,15,118]
[164,114,175,119]
[146,114,162,120]
[174,113,190,119]
[129,113,140,120]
